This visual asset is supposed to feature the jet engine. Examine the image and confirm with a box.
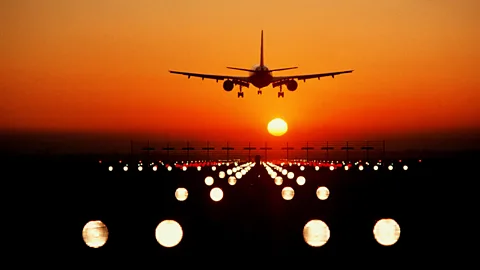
[223,80,234,91]
[286,80,298,91]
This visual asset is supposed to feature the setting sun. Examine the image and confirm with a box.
[267,118,288,136]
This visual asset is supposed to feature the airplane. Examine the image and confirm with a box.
[169,30,353,98]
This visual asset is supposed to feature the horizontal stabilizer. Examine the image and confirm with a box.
[270,67,298,72]
[227,67,255,72]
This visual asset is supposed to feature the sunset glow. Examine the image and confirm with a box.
[2,0,479,150]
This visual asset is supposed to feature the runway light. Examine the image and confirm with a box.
[138,166,143,171]
[182,166,187,171]
[359,165,364,171]
[211,166,216,171]
[315,166,320,171]
[228,176,236,185]
[274,176,283,185]
[282,187,295,200]
[152,166,157,171]
[219,171,226,179]
[373,218,401,246]
[227,169,232,175]
[316,186,330,200]
[287,172,294,179]
[210,187,223,202]
[296,176,306,186]
[282,169,288,175]
[388,165,393,171]
[82,220,108,248]
[155,220,183,248]
[241,169,246,175]
[205,176,214,186]
[329,166,334,171]
[197,166,201,171]
[175,187,188,201]
[167,166,172,171]
[300,166,305,171]
[344,165,349,171]
[108,166,113,171]
[123,166,128,171]
[235,172,242,179]
[303,220,330,247]
[403,165,408,170]
[373,165,378,171]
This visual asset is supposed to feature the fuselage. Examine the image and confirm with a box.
[248,64,273,89]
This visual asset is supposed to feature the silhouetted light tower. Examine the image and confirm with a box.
[243,142,256,162]
[260,142,272,161]
[202,141,214,161]
[162,143,174,160]
[301,142,314,161]
[341,141,354,161]
[281,142,294,161]
[182,141,194,161]
[222,142,234,161]
[142,140,155,164]
[361,141,374,161]
[321,142,334,160]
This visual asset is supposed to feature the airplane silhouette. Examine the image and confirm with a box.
[169,30,353,98]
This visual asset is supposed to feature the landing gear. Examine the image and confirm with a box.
[238,92,244,98]
[257,90,262,95]
[278,91,284,98]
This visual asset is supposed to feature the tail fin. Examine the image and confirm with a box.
[260,30,264,67]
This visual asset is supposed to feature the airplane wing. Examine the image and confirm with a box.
[169,70,250,83]
[272,70,354,82]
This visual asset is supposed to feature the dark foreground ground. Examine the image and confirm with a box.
[6,153,475,264]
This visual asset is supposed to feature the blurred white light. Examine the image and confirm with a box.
[235,172,242,179]
[388,165,393,171]
[123,166,128,172]
[108,166,113,171]
[155,220,183,248]
[205,176,214,186]
[138,166,143,171]
[219,171,226,179]
[296,176,306,186]
[373,218,401,246]
[282,187,295,200]
[316,186,330,200]
[167,166,172,171]
[287,172,294,179]
[82,220,108,248]
[210,187,223,202]
[175,188,188,201]
[329,166,334,171]
[303,220,330,247]
[228,176,236,185]
[403,165,408,171]
[211,166,216,171]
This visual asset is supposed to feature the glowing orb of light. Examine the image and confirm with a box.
[108,166,113,171]
[315,166,320,171]
[241,169,246,175]
[235,172,242,179]
[303,220,330,247]
[227,169,232,175]
[282,169,288,175]
[197,166,201,171]
[219,171,226,179]
[282,187,295,200]
[373,218,401,246]
[267,118,288,136]
[296,176,306,186]
[155,220,183,248]
[388,165,393,171]
[287,172,294,179]
[152,166,157,171]
[205,176,214,186]
[316,186,330,200]
[300,166,305,171]
[182,166,187,171]
[274,176,283,185]
[123,166,128,171]
[270,171,277,178]
[167,166,172,171]
[82,220,108,248]
[373,165,378,171]
[359,165,364,171]
[210,187,223,202]
[344,165,349,171]
[228,176,237,185]
[403,165,408,170]
[211,166,216,171]
[329,166,334,171]
[138,166,143,171]
[175,187,188,201]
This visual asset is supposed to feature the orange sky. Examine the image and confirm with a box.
[1,0,479,144]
